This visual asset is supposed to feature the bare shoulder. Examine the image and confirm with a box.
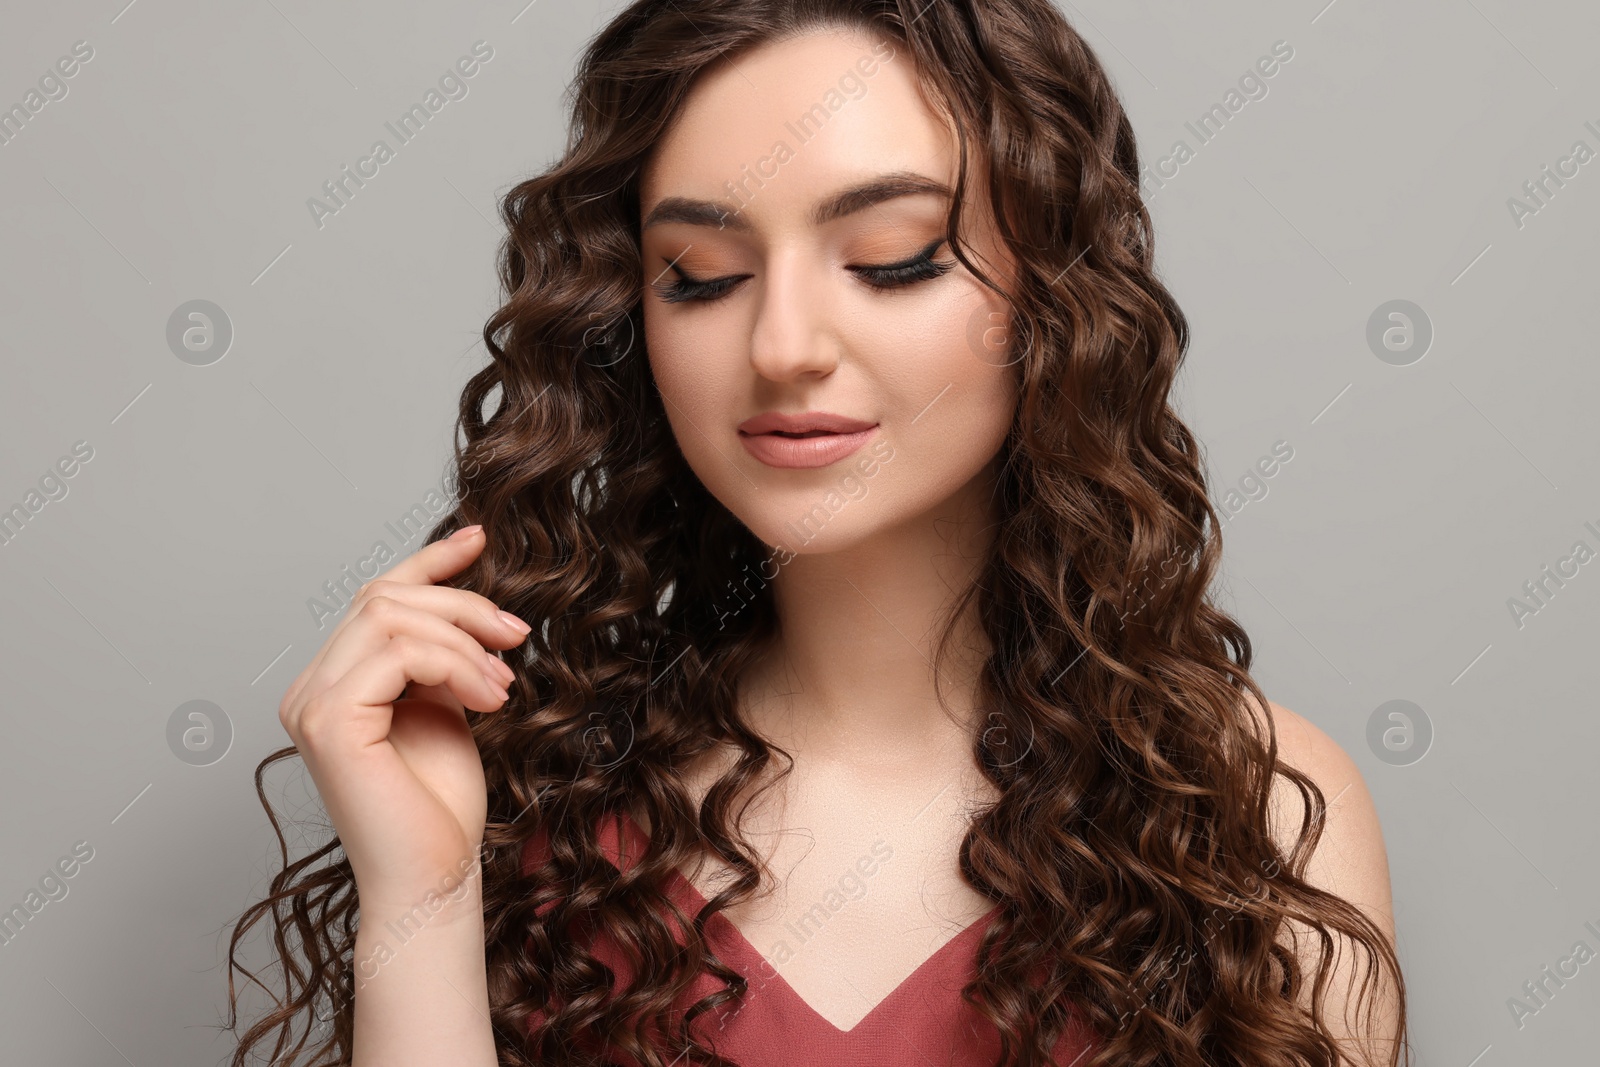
[1253,695,1404,1065]
[1257,698,1394,939]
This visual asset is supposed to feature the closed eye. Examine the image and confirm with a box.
[850,237,955,293]
[651,269,748,305]
[649,237,954,304]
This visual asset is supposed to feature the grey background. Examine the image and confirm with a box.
[1,0,1595,1062]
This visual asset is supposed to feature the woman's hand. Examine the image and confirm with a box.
[277,525,529,909]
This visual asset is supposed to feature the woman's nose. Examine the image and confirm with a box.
[745,258,842,382]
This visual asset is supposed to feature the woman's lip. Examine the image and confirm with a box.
[738,411,877,435]
[738,425,878,469]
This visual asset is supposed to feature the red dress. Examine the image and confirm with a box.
[519,811,1101,1065]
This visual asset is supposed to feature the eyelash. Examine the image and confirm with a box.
[650,238,954,305]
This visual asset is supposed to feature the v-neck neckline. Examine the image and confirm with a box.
[601,809,1005,1036]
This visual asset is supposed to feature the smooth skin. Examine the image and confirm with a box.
[278,526,523,1066]
[636,27,1017,1032]
[636,24,1400,1056]
[283,24,1400,1067]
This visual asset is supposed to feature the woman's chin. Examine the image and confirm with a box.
[738,509,878,559]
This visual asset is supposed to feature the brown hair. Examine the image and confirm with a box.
[223,1,1408,1064]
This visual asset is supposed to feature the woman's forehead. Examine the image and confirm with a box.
[639,29,962,218]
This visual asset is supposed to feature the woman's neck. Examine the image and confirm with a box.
[743,461,1001,762]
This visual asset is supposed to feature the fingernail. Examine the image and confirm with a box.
[484,649,515,683]
[450,525,484,541]
[498,610,532,634]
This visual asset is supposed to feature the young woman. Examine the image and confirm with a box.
[227,2,1408,1065]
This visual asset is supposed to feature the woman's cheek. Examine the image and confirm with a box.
[648,331,720,422]
[647,346,752,507]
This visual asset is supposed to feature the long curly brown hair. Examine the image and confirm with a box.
[222,1,1409,1064]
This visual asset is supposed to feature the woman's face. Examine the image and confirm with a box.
[638,27,1017,557]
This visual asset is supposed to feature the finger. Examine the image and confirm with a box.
[400,680,467,719]
[281,528,525,713]
[283,526,487,699]
[283,525,486,709]
[289,634,509,755]
[345,581,533,652]
[374,524,491,588]
[290,595,516,721]
[282,579,527,715]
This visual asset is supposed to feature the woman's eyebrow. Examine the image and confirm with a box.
[641,171,952,233]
